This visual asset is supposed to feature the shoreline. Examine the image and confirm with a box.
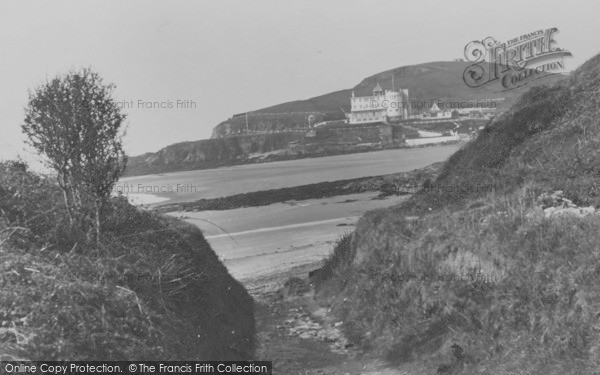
[154,161,441,213]
[124,139,463,178]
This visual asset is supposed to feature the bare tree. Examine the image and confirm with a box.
[22,68,127,246]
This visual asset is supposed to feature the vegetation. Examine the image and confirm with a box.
[314,53,600,374]
[3,81,258,360]
[0,161,255,360]
[22,68,127,245]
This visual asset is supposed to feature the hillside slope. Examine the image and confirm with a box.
[212,61,567,137]
[315,53,600,374]
[127,61,566,176]
[0,162,255,360]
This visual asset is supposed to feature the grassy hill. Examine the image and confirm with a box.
[0,161,255,360]
[314,53,600,374]
[212,61,567,137]
[126,60,566,176]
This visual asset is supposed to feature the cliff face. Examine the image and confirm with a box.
[210,112,340,139]
[125,133,304,176]
[125,119,489,177]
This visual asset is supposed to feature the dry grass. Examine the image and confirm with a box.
[0,161,255,360]
[315,53,600,374]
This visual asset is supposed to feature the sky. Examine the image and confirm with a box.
[1,0,599,165]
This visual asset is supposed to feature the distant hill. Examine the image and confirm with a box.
[127,60,568,176]
[211,61,568,137]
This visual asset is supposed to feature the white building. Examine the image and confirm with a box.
[347,83,409,125]
[409,102,454,120]
[428,102,453,119]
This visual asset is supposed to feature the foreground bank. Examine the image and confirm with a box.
[0,161,254,360]
[313,53,600,374]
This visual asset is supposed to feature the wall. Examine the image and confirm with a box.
[405,135,458,146]
[311,125,382,144]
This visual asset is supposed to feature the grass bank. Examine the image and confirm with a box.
[313,54,600,374]
[0,161,255,360]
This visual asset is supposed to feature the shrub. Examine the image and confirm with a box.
[22,68,128,245]
[310,232,354,288]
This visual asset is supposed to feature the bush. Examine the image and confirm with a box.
[0,162,87,250]
[310,232,354,288]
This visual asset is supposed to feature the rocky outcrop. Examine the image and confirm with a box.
[536,190,596,218]
[125,133,304,176]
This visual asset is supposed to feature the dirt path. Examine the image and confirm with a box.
[245,263,430,375]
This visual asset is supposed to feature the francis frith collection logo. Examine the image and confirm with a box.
[463,27,572,91]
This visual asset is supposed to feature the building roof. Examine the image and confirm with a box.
[429,103,442,112]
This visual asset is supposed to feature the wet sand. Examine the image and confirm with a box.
[121,145,459,205]
[168,192,409,281]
